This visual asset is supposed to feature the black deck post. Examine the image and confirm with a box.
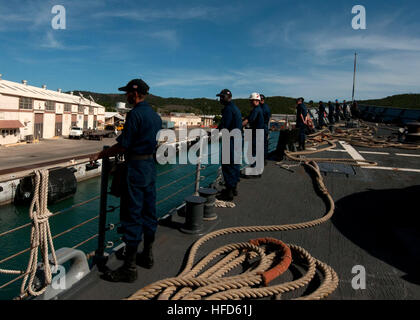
[93,146,110,272]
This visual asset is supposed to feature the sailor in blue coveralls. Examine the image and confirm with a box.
[259,94,271,164]
[216,89,243,201]
[91,79,162,283]
[318,101,326,128]
[242,93,265,178]
[335,99,342,122]
[296,97,308,151]
[328,101,335,125]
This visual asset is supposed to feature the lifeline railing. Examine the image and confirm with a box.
[0,134,221,299]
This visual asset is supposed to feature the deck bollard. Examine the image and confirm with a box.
[199,188,218,221]
[180,195,207,235]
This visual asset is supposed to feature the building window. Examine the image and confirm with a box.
[89,107,94,114]
[1,129,17,137]
[19,97,33,110]
[78,105,84,113]
[64,104,72,112]
[45,101,56,111]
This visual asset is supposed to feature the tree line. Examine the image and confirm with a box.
[72,91,420,115]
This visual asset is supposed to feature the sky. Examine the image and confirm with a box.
[0,0,419,101]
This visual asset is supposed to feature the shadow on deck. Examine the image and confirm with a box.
[332,185,420,285]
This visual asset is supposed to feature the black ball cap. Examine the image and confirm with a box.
[118,79,150,94]
[216,89,232,97]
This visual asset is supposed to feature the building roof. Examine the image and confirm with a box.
[0,78,104,108]
[105,112,125,120]
[0,120,24,129]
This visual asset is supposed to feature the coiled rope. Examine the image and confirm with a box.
[128,161,338,300]
[0,170,57,297]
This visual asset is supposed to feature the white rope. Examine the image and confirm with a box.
[215,200,236,208]
[0,170,58,298]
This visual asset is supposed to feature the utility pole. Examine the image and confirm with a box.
[352,52,357,103]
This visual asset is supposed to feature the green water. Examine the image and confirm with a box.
[0,133,279,299]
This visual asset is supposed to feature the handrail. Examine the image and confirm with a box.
[0,154,98,184]
[0,215,100,266]
[0,196,101,239]
[157,171,197,192]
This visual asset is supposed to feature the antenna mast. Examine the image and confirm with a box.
[352,52,357,103]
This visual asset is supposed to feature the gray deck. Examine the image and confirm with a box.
[59,135,420,300]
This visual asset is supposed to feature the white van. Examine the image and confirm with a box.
[69,127,84,139]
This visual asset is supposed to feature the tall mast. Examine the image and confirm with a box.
[352,52,357,103]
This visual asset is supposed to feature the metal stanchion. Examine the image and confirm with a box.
[93,146,110,272]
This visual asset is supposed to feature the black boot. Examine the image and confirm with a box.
[216,188,234,201]
[102,245,137,283]
[232,187,238,197]
[137,238,154,269]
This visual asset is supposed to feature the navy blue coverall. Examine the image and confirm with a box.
[260,103,272,160]
[318,103,326,128]
[219,101,242,189]
[116,101,162,248]
[335,103,341,122]
[343,103,348,120]
[247,105,265,167]
[296,103,308,149]
[328,103,335,124]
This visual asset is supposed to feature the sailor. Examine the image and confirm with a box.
[343,100,349,121]
[242,93,265,178]
[328,101,335,125]
[259,94,271,164]
[318,101,326,128]
[296,97,308,151]
[90,78,162,283]
[351,100,360,119]
[335,99,341,122]
[216,89,243,201]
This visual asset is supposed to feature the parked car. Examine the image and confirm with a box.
[69,127,84,139]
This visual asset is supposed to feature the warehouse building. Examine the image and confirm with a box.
[161,113,202,128]
[0,76,106,145]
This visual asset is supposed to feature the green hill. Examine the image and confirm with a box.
[359,94,420,110]
[71,91,297,115]
[71,91,420,115]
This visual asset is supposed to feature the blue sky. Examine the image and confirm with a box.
[0,0,419,101]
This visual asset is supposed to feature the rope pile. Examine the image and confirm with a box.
[332,121,420,150]
[0,170,57,297]
[283,121,419,166]
[128,161,338,301]
[215,200,236,208]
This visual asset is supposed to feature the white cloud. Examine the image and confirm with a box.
[41,31,64,49]
[309,34,420,55]
[94,6,218,21]
[148,30,180,48]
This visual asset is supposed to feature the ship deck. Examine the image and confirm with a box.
[58,125,420,301]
